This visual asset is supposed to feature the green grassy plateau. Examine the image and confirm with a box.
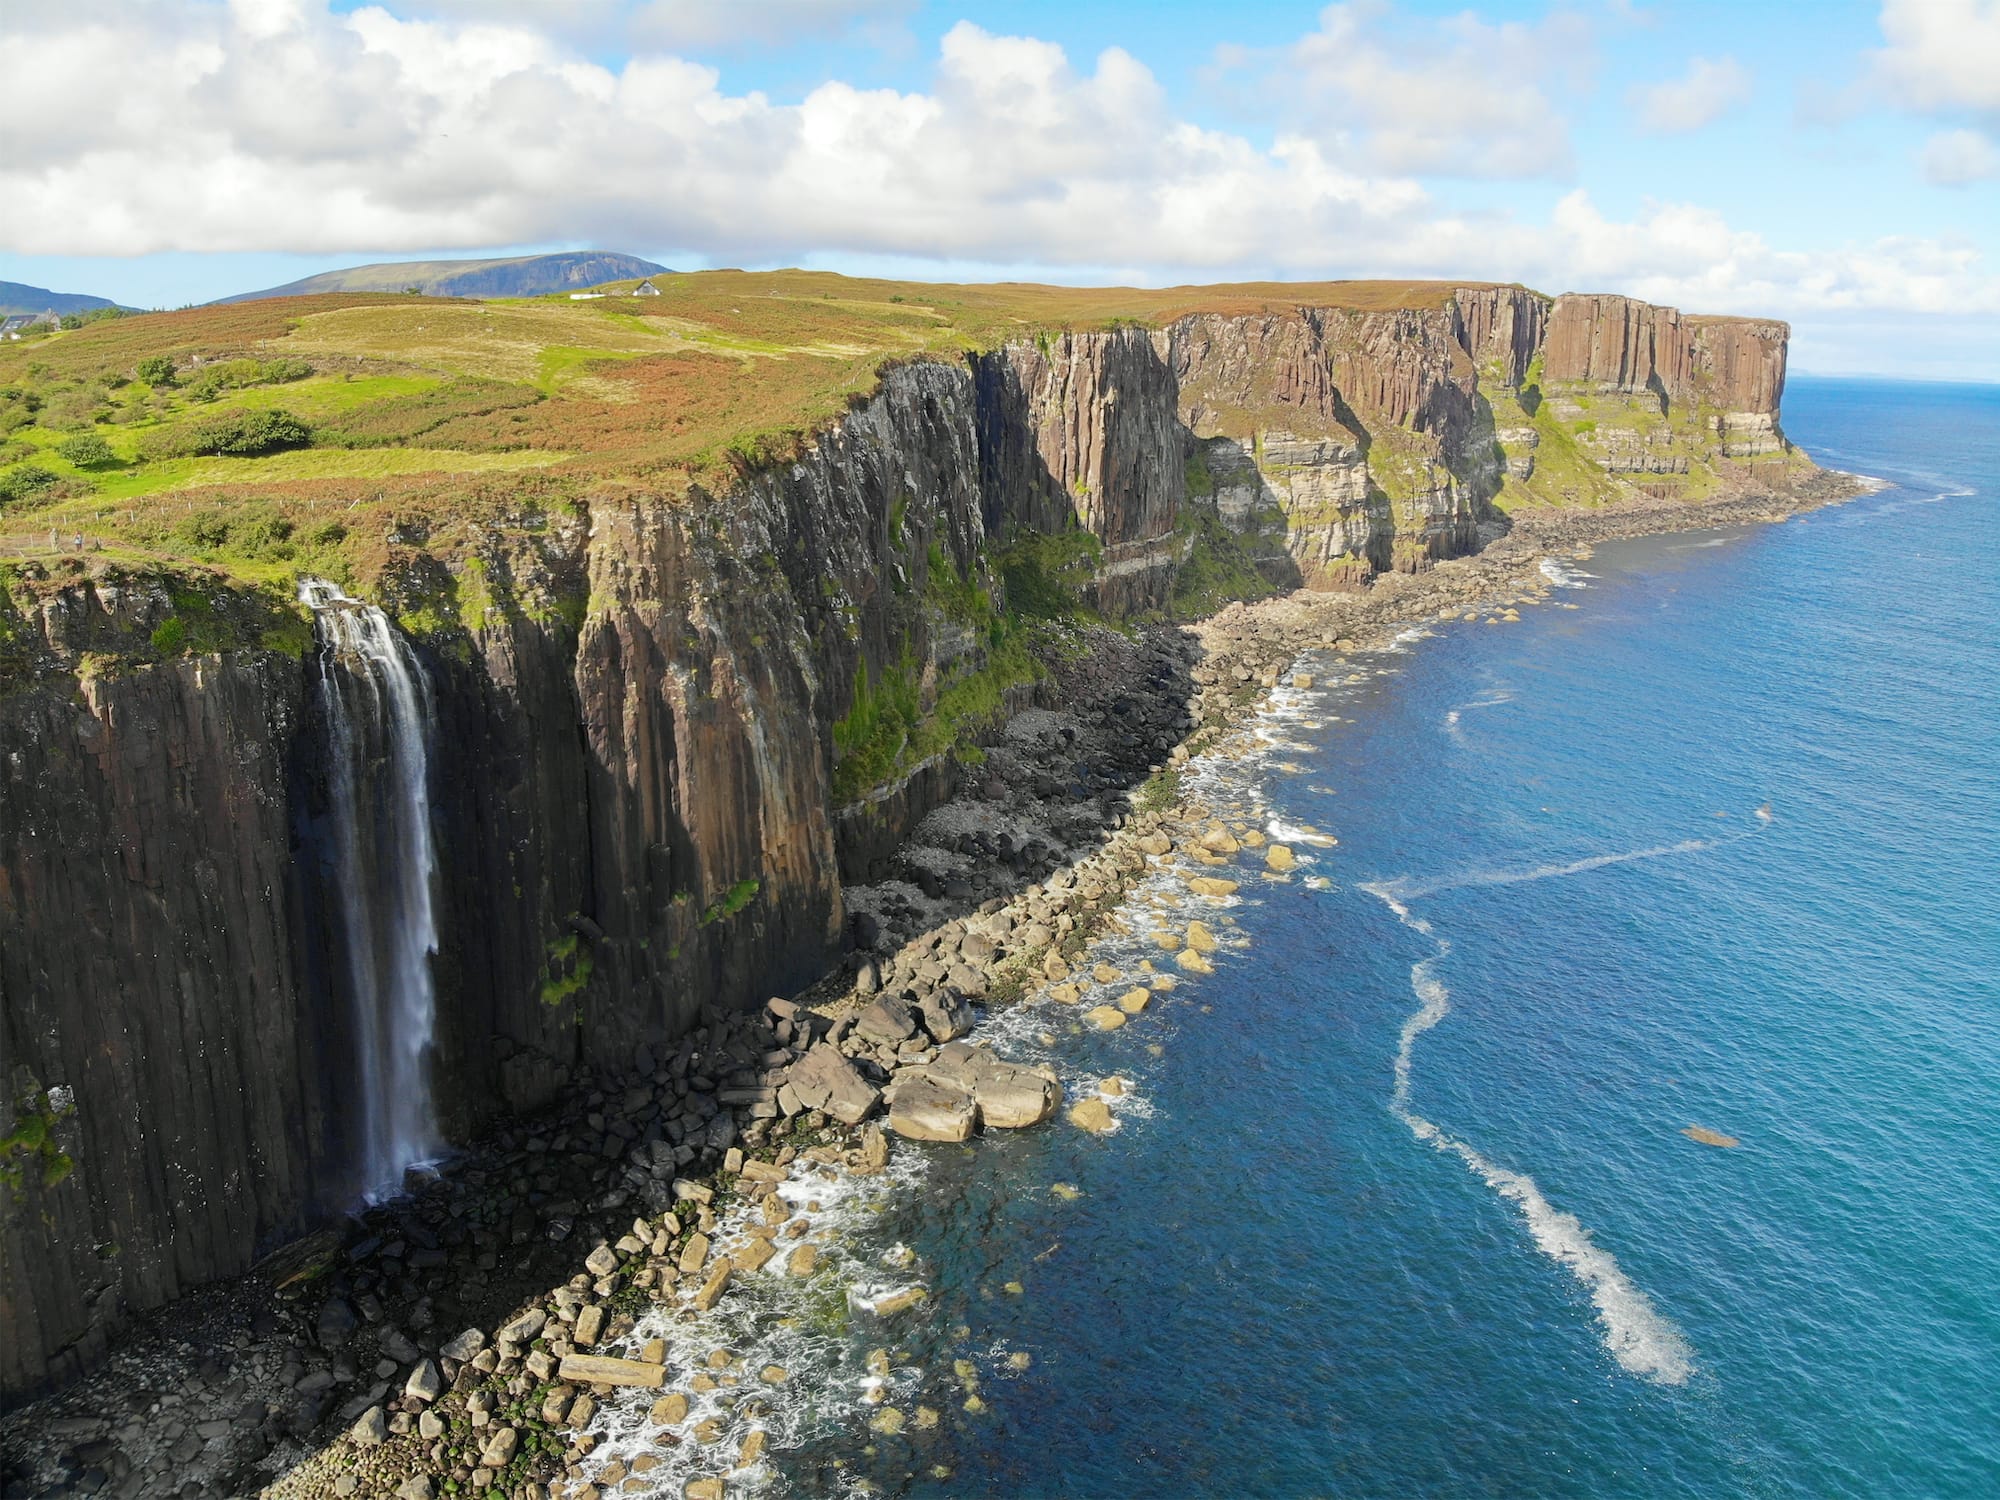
[0,272,1476,606]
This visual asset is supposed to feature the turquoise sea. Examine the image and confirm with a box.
[755,376,2000,1498]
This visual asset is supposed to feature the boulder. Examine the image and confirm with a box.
[1183,920,1218,953]
[558,1354,668,1389]
[1083,1005,1127,1031]
[439,1327,486,1362]
[403,1359,442,1404]
[651,1392,690,1425]
[1068,1099,1115,1133]
[349,1407,387,1447]
[862,1123,890,1168]
[315,1298,358,1350]
[892,1044,1061,1131]
[479,1427,519,1468]
[1117,988,1152,1014]
[693,1261,733,1312]
[1185,876,1239,897]
[854,994,919,1047]
[1176,948,1214,975]
[872,1286,928,1317]
[787,1043,882,1125]
[497,1308,547,1346]
[972,1062,1062,1129]
[584,1244,620,1278]
[917,990,976,1044]
[574,1304,605,1347]
[922,1041,984,1091]
[886,1075,976,1142]
[1265,843,1296,872]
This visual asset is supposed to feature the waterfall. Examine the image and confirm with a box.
[299,578,443,1202]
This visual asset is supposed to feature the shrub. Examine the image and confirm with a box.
[183,357,316,402]
[56,433,119,469]
[184,408,312,457]
[0,465,59,504]
[134,356,176,387]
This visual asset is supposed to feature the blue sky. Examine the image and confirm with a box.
[5,0,1998,378]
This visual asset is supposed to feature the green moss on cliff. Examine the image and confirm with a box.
[1,1088,76,1197]
[699,878,761,926]
[995,526,1101,621]
[1171,506,1274,618]
[538,930,594,1006]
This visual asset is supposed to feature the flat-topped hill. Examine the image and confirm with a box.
[214,252,671,303]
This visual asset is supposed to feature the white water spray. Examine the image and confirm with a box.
[300,579,443,1202]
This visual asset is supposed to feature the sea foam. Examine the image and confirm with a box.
[1365,860,1699,1387]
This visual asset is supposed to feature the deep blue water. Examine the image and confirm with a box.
[777,377,2000,1498]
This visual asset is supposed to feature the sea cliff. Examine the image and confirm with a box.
[0,277,1832,1404]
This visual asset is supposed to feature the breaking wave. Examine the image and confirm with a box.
[1538,557,1595,589]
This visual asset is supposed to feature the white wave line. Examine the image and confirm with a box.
[1376,837,1720,903]
[1365,860,1699,1386]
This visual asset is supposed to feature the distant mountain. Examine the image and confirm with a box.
[217,252,671,304]
[0,280,130,317]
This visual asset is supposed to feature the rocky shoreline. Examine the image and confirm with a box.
[0,473,1864,1500]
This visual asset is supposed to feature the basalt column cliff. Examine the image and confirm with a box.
[0,279,1821,1399]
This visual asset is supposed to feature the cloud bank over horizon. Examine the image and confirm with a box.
[3,0,1998,375]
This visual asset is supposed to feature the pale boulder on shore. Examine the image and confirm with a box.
[886,1074,977,1142]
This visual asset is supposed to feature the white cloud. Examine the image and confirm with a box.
[1921,127,2000,184]
[1549,191,2000,317]
[345,0,914,50]
[1630,55,1751,133]
[630,0,915,51]
[1,0,1997,328]
[1874,0,2000,113]
[1278,1,1594,180]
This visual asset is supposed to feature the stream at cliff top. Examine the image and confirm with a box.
[301,579,445,1205]
[589,377,2000,1499]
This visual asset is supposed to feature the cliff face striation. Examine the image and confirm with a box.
[0,277,1823,1400]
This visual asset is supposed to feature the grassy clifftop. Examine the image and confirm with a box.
[0,271,1488,613]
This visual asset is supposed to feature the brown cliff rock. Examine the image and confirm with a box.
[1544,293,1788,417]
